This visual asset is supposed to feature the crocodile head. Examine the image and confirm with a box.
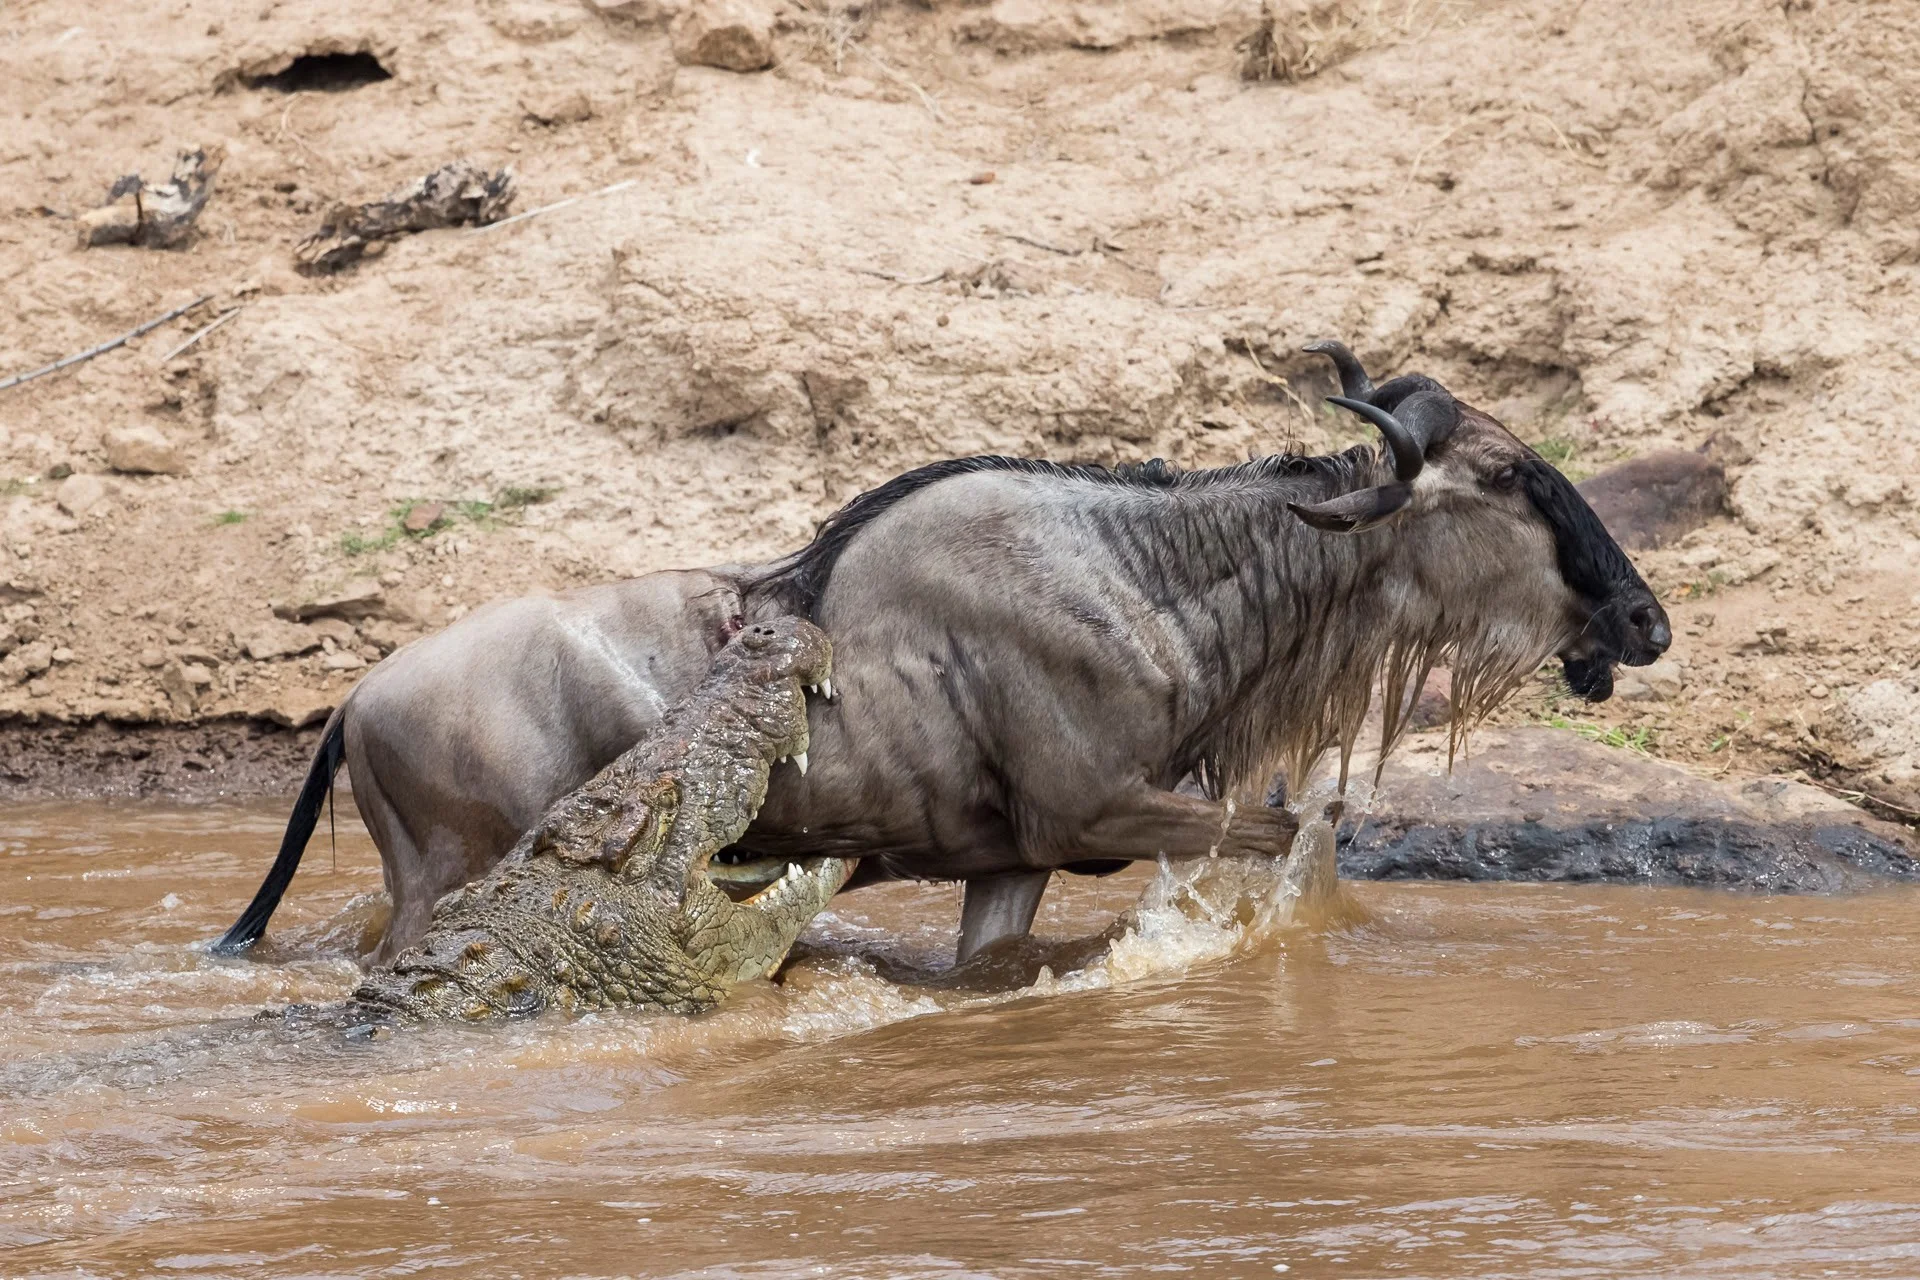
[349,615,853,1023]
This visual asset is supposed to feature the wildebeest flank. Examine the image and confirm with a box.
[214,344,1669,964]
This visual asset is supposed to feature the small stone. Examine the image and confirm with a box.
[273,578,387,622]
[261,692,336,729]
[180,662,215,687]
[174,645,222,667]
[307,617,358,647]
[103,425,185,475]
[520,89,594,125]
[138,647,167,669]
[969,171,997,185]
[50,647,74,664]
[2,640,54,684]
[671,0,774,72]
[0,624,15,656]
[238,619,323,661]
[322,649,367,671]
[401,503,445,534]
[1615,659,1685,702]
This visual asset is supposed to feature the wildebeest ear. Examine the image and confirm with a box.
[1288,482,1412,534]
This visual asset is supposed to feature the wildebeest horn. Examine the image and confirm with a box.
[1327,388,1460,483]
[1302,340,1375,400]
[1288,481,1413,534]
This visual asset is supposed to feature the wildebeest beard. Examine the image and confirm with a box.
[1512,457,1666,702]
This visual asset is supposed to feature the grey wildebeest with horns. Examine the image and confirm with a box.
[213,343,1669,965]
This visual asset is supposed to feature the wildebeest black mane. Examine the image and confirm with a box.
[751,449,1369,618]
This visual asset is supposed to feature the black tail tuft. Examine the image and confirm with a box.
[210,709,348,955]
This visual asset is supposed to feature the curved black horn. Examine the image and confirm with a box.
[1327,388,1460,483]
[1328,395,1424,482]
[1302,340,1375,400]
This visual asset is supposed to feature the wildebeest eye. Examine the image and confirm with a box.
[1490,464,1521,490]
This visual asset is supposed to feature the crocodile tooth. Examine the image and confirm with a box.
[822,678,834,700]
[787,862,802,880]
[794,751,808,775]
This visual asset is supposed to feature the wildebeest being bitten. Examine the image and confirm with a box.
[212,343,1669,967]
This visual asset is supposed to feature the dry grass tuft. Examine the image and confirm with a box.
[1237,0,1441,84]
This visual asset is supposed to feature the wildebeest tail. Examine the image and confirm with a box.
[210,706,348,955]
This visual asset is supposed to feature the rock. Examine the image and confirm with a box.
[103,425,185,475]
[401,502,445,533]
[262,692,336,729]
[273,578,387,623]
[1339,727,1917,891]
[307,617,359,647]
[321,649,367,671]
[1617,657,1686,701]
[520,90,595,126]
[671,0,775,72]
[588,0,681,25]
[137,648,166,669]
[239,620,323,661]
[54,473,108,518]
[1577,450,1728,551]
[0,624,14,657]
[173,645,222,667]
[2,641,54,684]
[160,661,212,714]
[49,647,74,664]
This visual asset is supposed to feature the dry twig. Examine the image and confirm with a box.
[0,295,212,393]
[851,266,950,285]
[849,42,944,123]
[158,306,242,362]
[472,178,638,235]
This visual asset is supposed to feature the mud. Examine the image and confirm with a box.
[0,717,326,800]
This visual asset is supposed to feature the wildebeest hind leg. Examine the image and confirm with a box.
[352,769,437,967]
[956,870,1050,964]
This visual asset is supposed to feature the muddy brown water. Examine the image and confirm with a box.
[4,802,1920,1279]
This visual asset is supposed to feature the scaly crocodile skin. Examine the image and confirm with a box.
[347,616,851,1022]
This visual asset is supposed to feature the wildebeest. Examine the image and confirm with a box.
[214,344,1669,964]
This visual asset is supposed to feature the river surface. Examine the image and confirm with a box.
[4,801,1920,1279]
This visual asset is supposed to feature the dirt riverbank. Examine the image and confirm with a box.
[3,0,1917,813]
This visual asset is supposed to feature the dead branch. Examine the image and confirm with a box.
[0,295,213,394]
[158,306,243,362]
[851,266,950,285]
[472,178,639,235]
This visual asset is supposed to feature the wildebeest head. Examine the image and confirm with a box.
[1294,341,1670,703]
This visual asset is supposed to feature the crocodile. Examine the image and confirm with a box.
[344,615,852,1024]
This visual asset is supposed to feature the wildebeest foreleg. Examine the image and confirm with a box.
[1073,785,1300,863]
[956,870,1051,964]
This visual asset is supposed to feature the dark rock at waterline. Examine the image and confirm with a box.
[1577,449,1729,550]
[1340,727,1918,892]
[1339,816,1920,892]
